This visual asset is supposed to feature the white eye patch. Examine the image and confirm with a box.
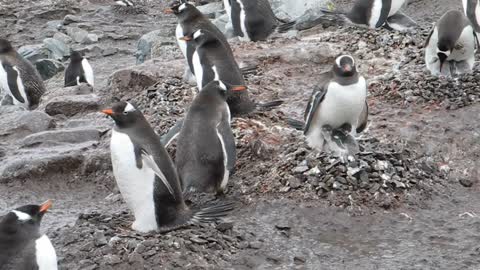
[124,102,136,113]
[179,3,187,11]
[193,30,202,39]
[12,210,32,221]
[336,55,355,67]
[436,48,450,56]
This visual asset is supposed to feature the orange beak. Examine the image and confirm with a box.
[179,36,192,41]
[39,200,52,213]
[102,109,114,115]
[164,8,174,14]
[231,86,247,92]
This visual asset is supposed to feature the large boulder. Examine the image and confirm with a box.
[35,59,65,80]
[0,111,54,141]
[44,94,101,117]
[21,128,101,147]
[136,29,176,64]
[43,37,70,60]
[18,44,49,63]
[270,0,329,21]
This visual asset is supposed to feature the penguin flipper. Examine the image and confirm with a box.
[303,85,327,135]
[2,63,26,104]
[160,119,184,147]
[216,119,236,172]
[140,149,176,198]
[356,101,369,134]
[286,118,305,131]
[256,99,284,111]
[384,12,417,32]
[424,25,435,48]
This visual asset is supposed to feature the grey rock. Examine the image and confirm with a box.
[84,34,99,44]
[18,44,49,63]
[43,38,70,60]
[0,105,26,115]
[53,32,73,44]
[288,177,302,189]
[102,47,118,57]
[44,95,101,117]
[270,0,328,21]
[196,2,223,17]
[459,178,474,188]
[63,14,84,25]
[45,20,63,31]
[93,231,107,247]
[66,26,89,43]
[292,165,309,174]
[35,59,65,80]
[41,84,93,102]
[0,111,54,140]
[21,128,100,147]
[136,29,172,64]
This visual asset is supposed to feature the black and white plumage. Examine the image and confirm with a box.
[0,39,45,109]
[303,55,368,153]
[165,2,228,80]
[103,102,234,233]
[424,10,478,77]
[0,200,57,270]
[176,81,240,194]
[463,0,480,33]
[225,0,282,41]
[64,51,94,87]
[181,29,255,116]
[346,0,408,29]
[114,0,133,6]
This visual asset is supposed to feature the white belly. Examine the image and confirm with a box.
[463,0,468,15]
[369,0,383,28]
[193,51,204,90]
[176,24,187,58]
[81,58,94,87]
[389,0,406,17]
[476,0,480,29]
[236,0,250,41]
[110,129,158,232]
[35,235,58,270]
[223,0,232,20]
[0,63,28,108]
[449,26,476,62]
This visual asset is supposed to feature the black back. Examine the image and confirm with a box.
[436,10,471,51]
[347,0,391,28]
[65,51,86,87]
[108,102,187,226]
[231,0,278,41]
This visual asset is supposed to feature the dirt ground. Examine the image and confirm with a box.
[1,0,480,269]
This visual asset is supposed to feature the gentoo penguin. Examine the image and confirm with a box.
[102,102,234,233]
[165,2,228,79]
[114,0,133,6]
[0,200,57,270]
[424,10,478,77]
[180,29,255,116]
[303,55,368,153]
[64,51,94,87]
[0,39,45,109]
[225,0,280,41]
[463,0,480,33]
[176,80,241,194]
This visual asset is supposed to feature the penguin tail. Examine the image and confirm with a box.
[286,118,305,131]
[189,201,235,224]
[277,21,296,33]
[240,65,258,75]
[256,100,284,111]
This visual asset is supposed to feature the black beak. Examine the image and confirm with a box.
[438,53,448,72]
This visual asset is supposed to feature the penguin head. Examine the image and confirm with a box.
[436,42,452,72]
[102,101,144,129]
[333,55,357,77]
[70,50,84,62]
[0,200,52,235]
[164,2,196,19]
[0,39,14,54]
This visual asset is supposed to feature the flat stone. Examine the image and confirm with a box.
[17,44,49,63]
[53,32,73,44]
[63,14,84,25]
[34,59,65,80]
[0,111,54,140]
[43,37,70,60]
[21,128,100,147]
[44,94,101,117]
[66,26,89,43]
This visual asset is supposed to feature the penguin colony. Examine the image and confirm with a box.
[0,0,479,268]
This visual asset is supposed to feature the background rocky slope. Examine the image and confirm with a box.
[0,0,479,269]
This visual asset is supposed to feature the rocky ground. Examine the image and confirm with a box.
[1,0,480,269]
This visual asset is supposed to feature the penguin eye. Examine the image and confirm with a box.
[123,111,129,115]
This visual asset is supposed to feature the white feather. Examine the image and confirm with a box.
[476,0,480,30]
[11,210,31,221]
[389,0,406,17]
[236,0,250,41]
[114,0,127,6]
[35,235,58,270]
[110,129,158,233]
[306,77,367,150]
[124,102,135,112]
[176,24,188,59]
[223,0,232,20]
[369,0,383,28]
[179,3,187,11]
[463,0,468,15]
[216,123,230,191]
[193,50,204,89]
[81,58,94,87]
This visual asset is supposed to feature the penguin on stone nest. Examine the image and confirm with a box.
[223,0,294,41]
[424,10,478,77]
[102,101,234,233]
[279,0,416,33]
[64,50,94,87]
[0,200,57,270]
[0,39,46,109]
[176,80,241,194]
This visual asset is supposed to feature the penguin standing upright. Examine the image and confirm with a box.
[64,50,94,87]
[463,0,480,33]
[176,80,241,194]
[102,102,234,233]
[164,2,228,79]
[424,10,478,77]
[0,200,57,270]
[180,29,255,116]
[303,55,368,154]
[346,0,408,29]
[0,39,45,109]
[225,0,280,41]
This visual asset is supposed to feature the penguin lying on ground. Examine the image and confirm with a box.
[424,10,478,77]
[279,0,416,33]
[0,39,45,109]
[302,55,368,158]
[176,81,241,194]
[0,200,57,270]
[463,0,480,33]
[223,0,294,41]
[102,102,234,233]
[64,50,94,87]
